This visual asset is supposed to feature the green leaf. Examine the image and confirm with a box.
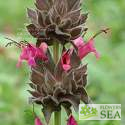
[23,108,34,125]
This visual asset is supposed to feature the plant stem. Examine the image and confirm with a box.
[53,42,61,125]
[54,111,61,125]
[53,42,59,63]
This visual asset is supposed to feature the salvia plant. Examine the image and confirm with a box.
[6,0,109,125]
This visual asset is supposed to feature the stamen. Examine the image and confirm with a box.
[92,28,110,39]
[20,40,29,46]
[5,37,30,48]
[5,37,21,48]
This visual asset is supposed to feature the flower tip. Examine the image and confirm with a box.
[16,60,22,68]
[102,28,110,34]
[35,117,43,125]
[67,115,78,125]
[95,52,100,59]
[73,36,84,47]
[63,64,71,72]
[28,58,36,66]
[61,50,72,71]
[16,64,20,68]
[39,42,48,53]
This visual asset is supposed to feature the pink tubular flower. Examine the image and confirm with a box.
[73,37,100,60]
[61,49,73,71]
[35,117,43,125]
[73,36,85,48]
[17,42,48,67]
[67,115,78,125]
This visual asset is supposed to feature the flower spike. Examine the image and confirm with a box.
[5,0,108,124]
[27,0,88,46]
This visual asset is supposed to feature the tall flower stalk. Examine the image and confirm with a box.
[6,0,108,125]
[53,42,61,125]
[54,111,61,125]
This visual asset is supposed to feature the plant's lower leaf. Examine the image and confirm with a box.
[62,71,73,93]
[69,26,83,40]
[72,13,88,27]
[59,94,80,112]
[27,8,38,25]
[43,49,55,74]
[24,108,34,125]
[35,0,52,11]
[62,102,72,116]
[44,70,56,94]
[70,50,81,68]
[76,87,89,104]
[28,90,41,98]
[59,18,72,29]
[42,95,61,124]
[53,87,66,98]
[30,67,45,86]
[42,107,53,125]
[27,24,40,38]
[38,11,46,27]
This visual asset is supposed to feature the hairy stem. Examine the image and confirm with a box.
[53,42,61,125]
[53,42,59,63]
[54,111,61,125]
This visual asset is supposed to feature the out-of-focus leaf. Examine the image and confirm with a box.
[23,108,34,125]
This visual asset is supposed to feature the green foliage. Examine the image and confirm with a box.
[23,108,34,125]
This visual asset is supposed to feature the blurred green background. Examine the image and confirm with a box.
[0,0,125,125]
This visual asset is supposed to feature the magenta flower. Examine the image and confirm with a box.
[74,37,100,60]
[17,42,48,67]
[73,37,85,48]
[61,49,73,71]
[35,117,43,125]
[67,115,78,125]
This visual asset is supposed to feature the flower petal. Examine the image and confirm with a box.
[36,48,48,61]
[67,115,78,125]
[73,36,85,48]
[63,64,71,71]
[35,117,43,125]
[17,43,48,67]
[61,51,72,71]
[16,58,22,68]
[28,57,36,66]
[20,47,29,60]
[75,37,100,60]
[39,42,48,53]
